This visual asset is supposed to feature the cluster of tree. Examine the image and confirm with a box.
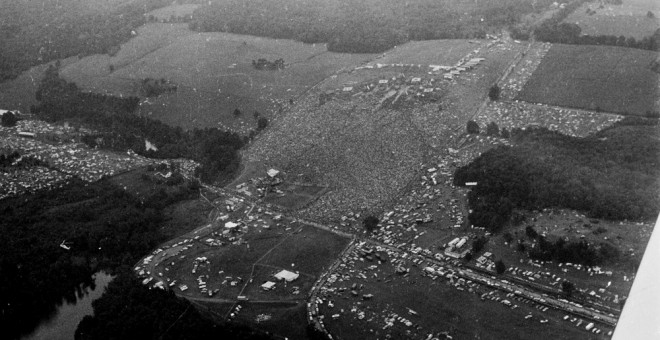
[75,269,273,340]
[488,84,501,101]
[0,0,185,82]
[0,177,198,338]
[0,150,48,170]
[454,123,660,232]
[0,150,22,168]
[495,259,507,274]
[363,215,379,233]
[523,227,620,266]
[1,111,19,127]
[140,78,178,97]
[32,66,245,184]
[466,120,510,138]
[252,58,285,71]
[534,23,659,51]
[472,235,489,253]
[189,0,557,53]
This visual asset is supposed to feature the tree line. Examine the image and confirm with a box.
[511,0,659,51]
[32,65,245,184]
[189,0,558,53]
[454,120,660,233]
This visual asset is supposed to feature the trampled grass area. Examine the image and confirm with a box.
[233,302,309,340]
[263,183,328,210]
[56,23,376,134]
[374,39,479,66]
[564,0,659,39]
[517,44,659,116]
[256,225,349,276]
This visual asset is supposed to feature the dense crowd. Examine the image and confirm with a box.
[475,101,623,138]
[0,119,154,200]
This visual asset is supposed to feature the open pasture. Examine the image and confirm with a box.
[564,0,659,39]
[57,23,375,133]
[517,44,659,116]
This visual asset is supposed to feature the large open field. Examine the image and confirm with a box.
[564,0,659,39]
[516,44,659,116]
[55,22,375,134]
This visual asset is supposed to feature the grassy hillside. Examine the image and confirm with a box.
[52,23,376,133]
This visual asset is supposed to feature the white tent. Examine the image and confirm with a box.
[224,222,239,229]
[274,270,299,282]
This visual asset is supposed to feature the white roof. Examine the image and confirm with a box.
[224,222,239,229]
[267,169,280,177]
[261,281,276,289]
[378,79,389,84]
[274,270,299,282]
[342,86,353,92]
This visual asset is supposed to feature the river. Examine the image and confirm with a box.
[22,272,113,340]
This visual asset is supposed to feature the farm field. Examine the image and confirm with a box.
[516,44,659,116]
[564,0,660,39]
[56,22,376,134]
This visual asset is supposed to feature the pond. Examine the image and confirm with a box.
[22,271,113,340]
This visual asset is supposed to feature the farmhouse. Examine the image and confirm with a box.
[274,269,299,282]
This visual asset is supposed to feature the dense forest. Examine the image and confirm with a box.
[0,177,199,339]
[32,66,244,184]
[76,270,273,340]
[189,0,557,53]
[0,0,161,81]
[454,119,660,233]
